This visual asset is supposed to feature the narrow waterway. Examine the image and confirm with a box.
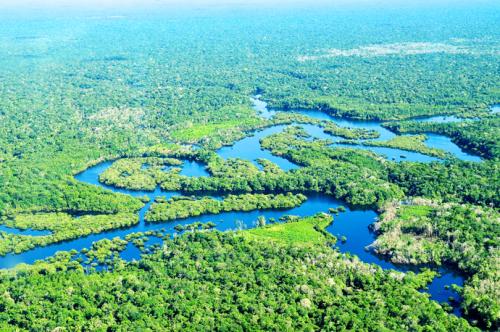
[0,225,51,236]
[0,95,483,316]
[271,109,481,163]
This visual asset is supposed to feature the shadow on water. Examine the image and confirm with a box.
[252,95,274,119]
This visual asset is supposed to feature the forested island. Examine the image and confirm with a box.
[0,1,498,331]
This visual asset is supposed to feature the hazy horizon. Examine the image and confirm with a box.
[1,0,499,10]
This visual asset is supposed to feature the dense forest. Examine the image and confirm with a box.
[0,3,498,331]
[0,222,476,331]
[371,200,499,328]
[384,118,500,160]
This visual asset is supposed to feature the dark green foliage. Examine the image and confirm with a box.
[0,6,498,330]
[385,118,500,160]
[0,212,139,256]
[145,193,307,222]
[0,231,476,331]
[388,161,499,206]
[372,202,499,329]
[0,6,499,217]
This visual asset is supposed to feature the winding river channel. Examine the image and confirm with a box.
[1,97,486,316]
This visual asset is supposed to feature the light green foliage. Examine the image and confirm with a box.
[145,193,307,222]
[343,135,450,159]
[385,118,500,160]
[99,157,184,191]
[206,157,261,178]
[0,212,139,255]
[371,200,500,328]
[0,6,498,330]
[170,106,265,149]
[256,159,284,174]
[84,237,128,264]
[272,112,380,139]
[171,106,262,140]
[0,231,476,331]
[244,214,334,246]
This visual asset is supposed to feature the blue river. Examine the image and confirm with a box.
[0,96,486,316]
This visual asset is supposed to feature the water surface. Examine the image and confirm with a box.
[279,103,481,162]
[0,225,51,236]
[0,96,469,315]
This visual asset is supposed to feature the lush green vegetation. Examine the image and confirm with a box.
[342,135,450,159]
[0,6,498,217]
[0,4,498,330]
[145,193,307,222]
[83,237,129,266]
[97,127,405,208]
[173,221,217,232]
[387,161,499,206]
[0,212,139,256]
[272,112,380,139]
[99,157,184,191]
[170,105,264,147]
[370,200,499,329]
[321,121,380,140]
[244,213,334,246]
[384,118,500,160]
[0,225,476,331]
